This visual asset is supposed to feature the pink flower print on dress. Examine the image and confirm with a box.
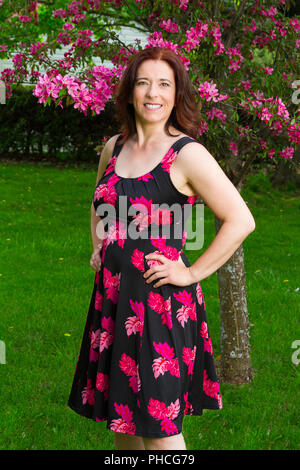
[173,290,197,327]
[116,220,126,248]
[182,231,187,247]
[152,341,180,379]
[137,172,154,182]
[95,290,103,311]
[109,403,136,435]
[125,299,144,341]
[107,173,121,188]
[89,346,98,363]
[200,321,213,354]
[130,195,173,230]
[119,353,141,393]
[81,378,95,406]
[100,316,115,352]
[150,206,173,226]
[161,147,178,173]
[106,220,127,249]
[183,392,194,415]
[187,195,198,205]
[88,327,100,362]
[147,397,180,435]
[196,282,205,307]
[129,195,153,232]
[131,248,146,273]
[160,418,178,435]
[204,337,213,354]
[182,346,196,377]
[96,372,109,400]
[200,321,208,339]
[152,356,171,379]
[103,267,121,304]
[148,291,173,329]
[104,155,117,176]
[106,222,118,245]
[90,328,100,349]
[93,182,117,206]
[149,236,180,261]
[203,370,222,408]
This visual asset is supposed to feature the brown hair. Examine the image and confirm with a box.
[114,47,201,145]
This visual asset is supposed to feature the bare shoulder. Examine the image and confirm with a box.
[102,133,122,160]
[94,133,121,186]
[178,140,216,165]
[176,140,255,228]
[176,140,220,180]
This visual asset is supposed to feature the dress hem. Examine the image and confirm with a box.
[67,399,222,438]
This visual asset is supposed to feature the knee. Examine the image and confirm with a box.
[143,433,185,451]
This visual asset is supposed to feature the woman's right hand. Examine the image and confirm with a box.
[90,243,102,272]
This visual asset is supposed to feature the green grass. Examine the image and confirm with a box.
[0,162,299,450]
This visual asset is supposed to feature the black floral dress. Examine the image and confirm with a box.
[68,134,222,438]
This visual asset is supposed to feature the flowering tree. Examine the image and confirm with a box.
[1,0,299,383]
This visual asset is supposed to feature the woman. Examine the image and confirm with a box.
[68,47,255,451]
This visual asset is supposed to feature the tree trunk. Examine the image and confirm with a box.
[214,215,253,384]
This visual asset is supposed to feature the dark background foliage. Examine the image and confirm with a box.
[0,84,120,163]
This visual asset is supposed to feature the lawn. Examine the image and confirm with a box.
[0,161,299,450]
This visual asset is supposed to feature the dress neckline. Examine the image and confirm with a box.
[113,135,189,181]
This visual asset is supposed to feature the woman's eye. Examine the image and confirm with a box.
[136,81,170,86]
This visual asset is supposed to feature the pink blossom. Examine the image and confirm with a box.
[159,19,179,33]
[290,18,300,33]
[19,15,32,23]
[263,67,273,75]
[52,9,68,19]
[259,140,266,149]
[198,80,228,104]
[268,148,276,159]
[229,142,238,156]
[64,22,74,31]
[30,41,47,56]
[206,107,227,123]
[259,107,273,123]
[279,147,294,159]
[56,32,72,46]
[173,0,189,10]
[288,123,300,144]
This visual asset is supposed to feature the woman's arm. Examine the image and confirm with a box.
[90,134,121,251]
[178,142,256,283]
[91,207,104,251]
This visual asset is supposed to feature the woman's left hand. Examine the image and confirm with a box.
[143,252,196,288]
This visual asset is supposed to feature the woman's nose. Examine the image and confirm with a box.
[146,84,159,97]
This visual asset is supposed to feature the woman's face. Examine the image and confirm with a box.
[130,59,176,127]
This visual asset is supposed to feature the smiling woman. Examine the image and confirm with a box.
[114,47,201,145]
[68,46,255,452]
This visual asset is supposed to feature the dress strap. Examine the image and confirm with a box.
[113,134,197,157]
[172,136,198,153]
[112,133,124,157]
